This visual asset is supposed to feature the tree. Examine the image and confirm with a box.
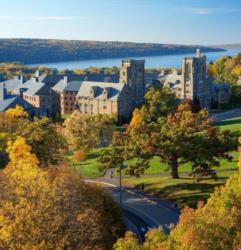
[64,111,115,151]
[0,137,125,249]
[141,87,179,123]
[127,103,238,179]
[129,108,143,130]
[115,145,241,249]
[5,105,28,118]
[18,117,68,166]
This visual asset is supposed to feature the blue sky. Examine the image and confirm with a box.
[0,0,241,44]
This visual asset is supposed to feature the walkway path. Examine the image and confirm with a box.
[211,108,241,122]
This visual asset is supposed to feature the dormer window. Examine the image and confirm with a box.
[90,88,95,98]
[103,89,108,99]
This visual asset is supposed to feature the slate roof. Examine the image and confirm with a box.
[0,78,22,93]
[76,81,124,101]
[53,73,119,92]
[53,80,83,92]
[23,83,51,96]
[0,95,34,112]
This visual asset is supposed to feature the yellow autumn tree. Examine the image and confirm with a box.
[5,105,28,118]
[129,108,143,130]
[0,137,124,250]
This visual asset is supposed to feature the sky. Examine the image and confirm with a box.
[0,0,241,45]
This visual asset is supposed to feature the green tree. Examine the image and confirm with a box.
[64,111,115,151]
[18,117,67,166]
[142,87,179,122]
[128,103,238,179]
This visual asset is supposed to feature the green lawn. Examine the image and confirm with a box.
[215,116,241,132]
[123,171,235,208]
[69,148,104,178]
[70,115,240,179]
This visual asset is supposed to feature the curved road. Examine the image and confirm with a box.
[85,179,180,242]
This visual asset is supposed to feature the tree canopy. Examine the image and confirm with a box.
[0,137,124,249]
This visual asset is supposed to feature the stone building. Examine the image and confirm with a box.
[76,59,145,121]
[158,49,223,109]
[0,82,35,113]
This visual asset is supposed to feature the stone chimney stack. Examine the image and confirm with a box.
[196,48,201,58]
[63,76,68,85]
[35,70,40,78]
[20,75,25,84]
[0,83,7,101]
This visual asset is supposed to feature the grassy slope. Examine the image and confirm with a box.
[70,148,104,178]
[123,171,233,208]
[72,116,240,207]
[123,116,241,208]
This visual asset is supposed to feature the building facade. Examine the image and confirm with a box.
[158,49,227,109]
[76,60,145,121]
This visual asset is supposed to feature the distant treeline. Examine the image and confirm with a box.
[0,38,224,64]
[0,63,177,80]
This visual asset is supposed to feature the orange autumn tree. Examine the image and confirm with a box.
[129,108,143,130]
[115,141,241,250]
[0,137,124,249]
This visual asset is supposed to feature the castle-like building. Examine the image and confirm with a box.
[0,50,232,119]
[159,49,212,108]
[75,60,145,121]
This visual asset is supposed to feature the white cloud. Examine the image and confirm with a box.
[177,7,241,15]
[0,16,91,21]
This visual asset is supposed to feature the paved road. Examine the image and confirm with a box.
[211,108,241,122]
[85,179,180,242]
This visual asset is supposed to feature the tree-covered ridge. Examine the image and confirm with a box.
[0,38,224,64]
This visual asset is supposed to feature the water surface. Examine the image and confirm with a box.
[30,48,241,70]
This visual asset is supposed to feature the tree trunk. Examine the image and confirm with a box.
[169,155,179,179]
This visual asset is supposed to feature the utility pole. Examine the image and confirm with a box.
[218,90,221,111]
[119,163,122,206]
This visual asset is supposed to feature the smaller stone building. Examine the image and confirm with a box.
[76,81,133,121]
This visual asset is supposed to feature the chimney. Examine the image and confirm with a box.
[20,75,25,84]
[196,48,201,58]
[0,83,7,101]
[63,76,68,85]
[35,70,40,78]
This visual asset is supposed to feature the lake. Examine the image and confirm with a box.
[30,48,241,70]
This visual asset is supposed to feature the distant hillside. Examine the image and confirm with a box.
[212,43,241,48]
[0,38,224,64]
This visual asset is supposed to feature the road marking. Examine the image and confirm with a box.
[123,217,142,242]
[84,179,178,222]
[84,180,117,187]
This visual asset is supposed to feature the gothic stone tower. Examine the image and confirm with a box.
[119,59,145,107]
[181,49,211,108]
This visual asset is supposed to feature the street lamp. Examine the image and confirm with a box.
[119,163,127,206]
[119,163,122,206]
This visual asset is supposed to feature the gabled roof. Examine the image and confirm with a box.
[76,81,124,101]
[0,95,34,112]
[53,80,83,92]
[0,78,22,93]
[23,83,52,96]
[53,73,119,92]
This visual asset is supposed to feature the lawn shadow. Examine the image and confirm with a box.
[215,118,241,127]
[85,153,101,160]
[142,181,225,208]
